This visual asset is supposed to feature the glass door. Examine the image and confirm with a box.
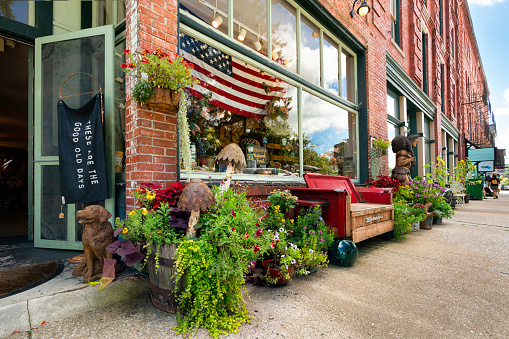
[34,26,115,249]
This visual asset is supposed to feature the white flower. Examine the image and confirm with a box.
[279,227,284,232]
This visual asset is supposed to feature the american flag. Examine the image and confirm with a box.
[180,33,287,119]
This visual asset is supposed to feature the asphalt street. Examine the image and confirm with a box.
[6,191,509,339]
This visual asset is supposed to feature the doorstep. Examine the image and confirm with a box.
[0,261,149,338]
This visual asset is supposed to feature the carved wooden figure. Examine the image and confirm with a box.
[72,205,115,283]
[391,134,419,186]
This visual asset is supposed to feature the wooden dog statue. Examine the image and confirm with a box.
[72,205,115,283]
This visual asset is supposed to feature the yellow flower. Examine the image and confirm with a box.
[122,228,128,234]
[290,219,294,223]
[146,191,156,200]
[116,217,120,221]
[141,208,148,215]
[129,210,136,216]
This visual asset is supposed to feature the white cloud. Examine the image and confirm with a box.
[468,0,507,6]
[494,88,509,117]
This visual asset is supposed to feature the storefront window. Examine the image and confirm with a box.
[300,14,320,86]
[180,0,229,36]
[387,92,398,118]
[233,0,268,56]
[302,91,357,178]
[323,33,339,95]
[341,50,355,101]
[180,33,299,180]
[271,0,297,72]
[388,123,398,171]
[0,1,34,26]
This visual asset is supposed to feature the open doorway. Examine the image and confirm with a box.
[0,36,30,242]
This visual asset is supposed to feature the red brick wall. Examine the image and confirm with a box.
[125,0,179,208]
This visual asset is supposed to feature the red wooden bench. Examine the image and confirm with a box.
[290,174,394,243]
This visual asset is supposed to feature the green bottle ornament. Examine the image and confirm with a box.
[328,239,358,267]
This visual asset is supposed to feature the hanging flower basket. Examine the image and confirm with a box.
[144,88,180,112]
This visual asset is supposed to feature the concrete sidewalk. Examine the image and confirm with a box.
[2,192,509,338]
[0,253,148,338]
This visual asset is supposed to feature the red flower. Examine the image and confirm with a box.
[244,232,249,240]
[271,241,275,249]
[120,63,128,69]
[254,245,260,253]
[232,226,236,232]
[231,210,236,217]
[123,49,130,54]
[128,63,135,69]
[256,229,262,237]
[140,57,149,64]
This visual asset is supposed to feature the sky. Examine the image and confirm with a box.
[468,0,509,162]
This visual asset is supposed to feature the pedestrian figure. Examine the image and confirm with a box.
[490,174,500,199]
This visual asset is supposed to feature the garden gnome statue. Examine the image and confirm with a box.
[391,134,419,186]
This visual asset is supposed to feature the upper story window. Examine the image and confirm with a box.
[451,82,456,118]
[180,0,358,106]
[440,64,445,113]
[439,0,443,37]
[390,0,400,46]
[422,32,427,95]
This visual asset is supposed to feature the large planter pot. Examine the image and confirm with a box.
[432,216,443,225]
[262,259,294,286]
[147,243,185,313]
[464,194,470,203]
[144,88,180,112]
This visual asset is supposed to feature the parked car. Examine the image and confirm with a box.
[501,185,509,191]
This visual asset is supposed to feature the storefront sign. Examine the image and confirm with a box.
[366,215,382,223]
[477,161,494,172]
[252,145,268,165]
[58,95,109,204]
[468,148,495,162]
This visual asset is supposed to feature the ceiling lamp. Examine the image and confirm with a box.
[350,0,371,18]
[253,38,262,51]
[312,31,319,38]
[211,13,223,28]
[238,27,246,41]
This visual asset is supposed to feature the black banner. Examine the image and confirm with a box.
[58,94,109,204]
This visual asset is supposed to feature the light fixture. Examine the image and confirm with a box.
[253,39,262,51]
[238,27,246,41]
[211,12,223,28]
[312,31,320,38]
[350,0,371,18]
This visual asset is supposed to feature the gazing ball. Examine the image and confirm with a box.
[329,239,358,267]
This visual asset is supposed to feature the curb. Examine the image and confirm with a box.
[0,276,149,338]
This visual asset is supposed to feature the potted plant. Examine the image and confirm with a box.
[370,137,391,179]
[122,49,200,176]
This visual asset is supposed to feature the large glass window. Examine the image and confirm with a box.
[0,1,34,26]
[387,123,398,172]
[271,0,297,72]
[180,33,299,180]
[302,91,357,178]
[387,92,399,119]
[233,0,268,56]
[300,14,320,86]
[341,50,355,101]
[323,33,339,95]
[180,0,229,36]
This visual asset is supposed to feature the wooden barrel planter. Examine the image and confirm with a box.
[144,88,180,112]
[147,243,185,313]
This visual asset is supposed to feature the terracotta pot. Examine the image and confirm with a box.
[262,259,294,286]
[144,88,180,112]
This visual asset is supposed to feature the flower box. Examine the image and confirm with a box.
[144,88,180,112]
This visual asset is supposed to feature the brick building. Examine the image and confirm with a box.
[0,0,494,248]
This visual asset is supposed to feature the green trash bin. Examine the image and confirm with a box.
[466,179,483,200]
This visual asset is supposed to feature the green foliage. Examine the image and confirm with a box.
[174,185,263,338]
[267,189,299,214]
[424,156,449,187]
[131,79,154,103]
[392,200,417,240]
[175,240,251,339]
[122,49,199,91]
[303,147,334,174]
[177,89,192,177]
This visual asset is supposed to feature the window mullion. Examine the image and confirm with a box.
[228,0,233,37]
[296,7,301,75]
[266,0,271,61]
[319,28,324,87]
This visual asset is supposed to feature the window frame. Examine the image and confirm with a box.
[178,23,360,181]
[390,0,400,46]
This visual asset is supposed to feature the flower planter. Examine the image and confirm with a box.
[144,88,180,112]
[432,216,443,225]
[262,259,294,286]
[147,243,185,313]
[464,194,470,203]
[411,222,420,231]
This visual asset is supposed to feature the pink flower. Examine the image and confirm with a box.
[232,226,236,232]
[244,232,249,240]
[231,210,236,217]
